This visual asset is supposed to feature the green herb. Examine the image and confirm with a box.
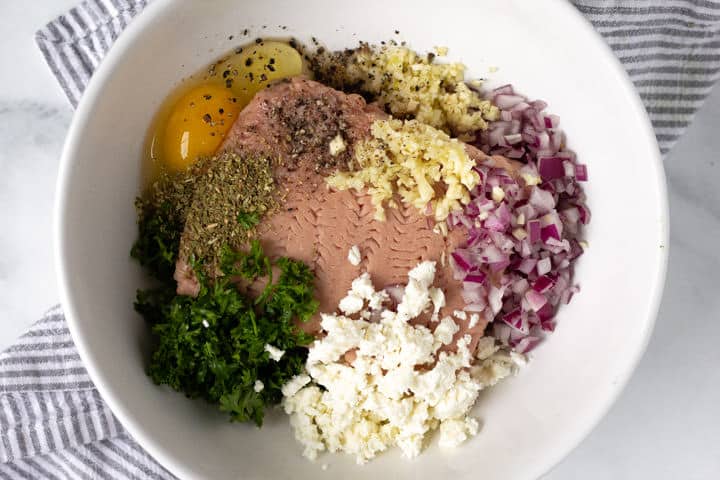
[132,152,277,278]
[134,240,317,426]
[130,164,199,281]
[181,152,277,270]
[130,200,183,282]
[236,211,261,230]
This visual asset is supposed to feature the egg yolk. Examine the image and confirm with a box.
[162,84,241,172]
[220,41,304,104]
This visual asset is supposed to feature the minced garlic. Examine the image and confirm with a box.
[327,119,479,222]
[313,45,499,138]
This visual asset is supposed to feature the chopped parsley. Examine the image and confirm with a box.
[131,152,317,427]
[134,240,317,426]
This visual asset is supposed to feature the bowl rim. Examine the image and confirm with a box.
[54,0,669,478]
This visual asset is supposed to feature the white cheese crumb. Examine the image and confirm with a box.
[491,186,505,203]
[429,287,446,321]
[202,319,209,328]
[283,261,514,464]
[264,344,285,362]
[253,380,264,393]
[468,313,480,329]
[282,374,312,397]
[439,417,479,448]
[339,293,364,315]
[329,134,346,156]
[453,310,467,321]
[347,245,361,266]
[433,316,460,349]
[516,212,526,225]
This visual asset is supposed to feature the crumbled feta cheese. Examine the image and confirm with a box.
[350,273,376,300]
[433,316,460,349]
[264,344,285,362]
[282,374,311,397]
[468,313,480,329]
[347,245,361,266]
[397,261,436,320]
[491,186,505,203]
[453,310,467,321]
[339,293,364,315]
[429,287,446,321]
[254,380,264,393]
[475,336,497,360]
[283,262,515,464]
[439,417,479,448]
[329,134,347,156]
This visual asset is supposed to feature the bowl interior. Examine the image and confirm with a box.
[56,0,667,478]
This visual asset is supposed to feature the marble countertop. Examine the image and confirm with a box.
[1,2,718,478]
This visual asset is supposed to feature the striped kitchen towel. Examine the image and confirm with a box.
[1,0,716,479]
[0,306,173,479]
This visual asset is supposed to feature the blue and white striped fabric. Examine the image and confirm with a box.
[1,0,717,478]
[0,306,173,479]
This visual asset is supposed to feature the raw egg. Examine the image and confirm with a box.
[219,41,304,104]
[147,41,304,175]
[161,84,241,172]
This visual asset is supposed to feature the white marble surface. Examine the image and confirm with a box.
[0,2,718,478]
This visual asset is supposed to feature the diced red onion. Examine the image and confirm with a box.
[537,257,552,276]
[529,187,556,214]
[504,133,523,145]
[527,220,541,244]
[502,308,524,332]
[532,275,555,293]
[575,164,588,181]
[448,85,589,353]
[451,250,472,273]
[462,282,486,305]
[512,278,530,294]
[495,94,527,109]
[524,290,548,312]
[514,336,541,354]
[541,224,561,243]
[538,156,566,181]
[576,203,591,224]
[488,285,506,315]
[517,258,537,275]
[464,272,487,284]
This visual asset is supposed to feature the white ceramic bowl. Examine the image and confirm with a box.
[55,0,668,478]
